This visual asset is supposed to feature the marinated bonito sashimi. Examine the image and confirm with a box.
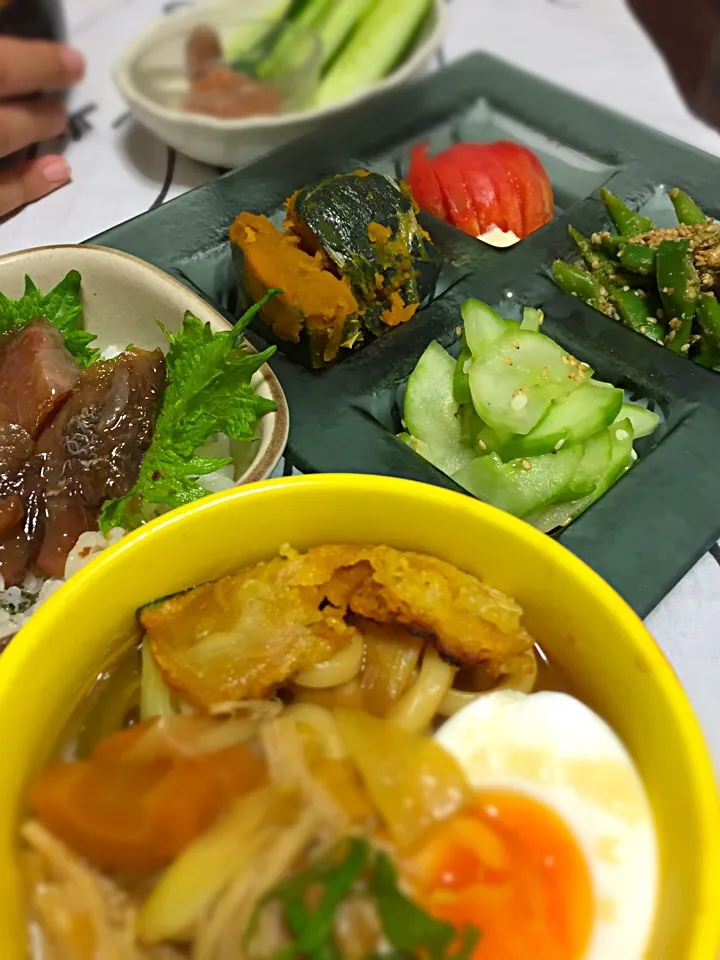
[0,319,79,439]
[0,269,277,640]
[0,425,42,588]
[0,322,166,585]
[35,349,165,578]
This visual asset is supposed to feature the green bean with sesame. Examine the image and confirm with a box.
[569,225,616,273]
[551,260,605,310]
[618,243,656,275]
[600,188,654,236]
[656,239,699,355]
[597,270,665,342]
[696,291,720,346]
[591,231,625,256]
[668,187,707,227]
[552,185,720,371]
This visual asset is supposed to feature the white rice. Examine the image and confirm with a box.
[0,527,126,641]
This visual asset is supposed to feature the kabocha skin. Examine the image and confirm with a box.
[551,186,720,369]
[230,170,440,368]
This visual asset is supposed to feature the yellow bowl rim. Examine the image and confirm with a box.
[2,473,719,956]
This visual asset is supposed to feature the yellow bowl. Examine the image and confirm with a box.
[1,475,718,958]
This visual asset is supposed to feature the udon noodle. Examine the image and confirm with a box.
[20,543,576,960]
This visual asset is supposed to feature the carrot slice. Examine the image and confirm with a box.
[29,739,266,869]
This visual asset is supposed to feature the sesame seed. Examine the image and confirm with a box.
[623,285,630,292]
[541,367,549,378]
[455,326,462,336]
[631,449,638,461]
[521,459,532,470]
[504,357,513,366]
[681,343,690,353]
[639,325,647,334]
[511,393,528,410]
[616,428,630,441]
[667,287,675,296]
[511,339,520,349]
[662,287,668,293]
[562,355,570,365]
[666,330,676,342]
[477,439,487,451]
[579,361,590,371]
[554,439,565,450]
[463,359,472,374]
[571,292,578,297]
[568,371,578,380]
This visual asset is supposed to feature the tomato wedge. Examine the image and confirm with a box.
[407,142,448,221]
[473,145,525,238]
[490,141,553,236]
[451,143,525,237]
[523,145,555,224]
[430,148,480,237]
[446,143,503,235]
[407,140,553,241]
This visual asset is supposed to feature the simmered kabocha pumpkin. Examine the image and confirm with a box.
[229,169,440,367]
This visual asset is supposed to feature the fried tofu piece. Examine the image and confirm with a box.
[141,554,356,711]
[141,544,534,712]
[286,544,533,671]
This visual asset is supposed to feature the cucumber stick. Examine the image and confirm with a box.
[453,335,472,405]
[462,298,508,358]
[614,402,659,439]
[527,421,634,531]
[315,0,375,68]
[403,341,474,475]
[256,0,333,80]
[294,0,334,27]
[469,330,592,435]
[314,0,432,106]
[566,428,612,498]
[520,307,543,332]
[500,382,623,460]
[226,0,293,60]
[453,445,584,518]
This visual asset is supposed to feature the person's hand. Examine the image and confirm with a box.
[0,37,85,219]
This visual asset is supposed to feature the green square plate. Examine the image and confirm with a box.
[90,53,720,617]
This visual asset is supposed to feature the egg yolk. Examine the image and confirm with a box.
[407,790,593,960]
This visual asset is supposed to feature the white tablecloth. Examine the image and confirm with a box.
[1,0,718,771]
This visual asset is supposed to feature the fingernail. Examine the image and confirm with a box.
[41,157,70,184]
[60,46,85,78]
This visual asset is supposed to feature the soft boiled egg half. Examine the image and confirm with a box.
[415,690,658,959]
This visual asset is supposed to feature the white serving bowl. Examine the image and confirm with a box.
[0,244,289,484]
[113,0,447,169]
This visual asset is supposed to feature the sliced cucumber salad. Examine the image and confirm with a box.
[400,298,660,531]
